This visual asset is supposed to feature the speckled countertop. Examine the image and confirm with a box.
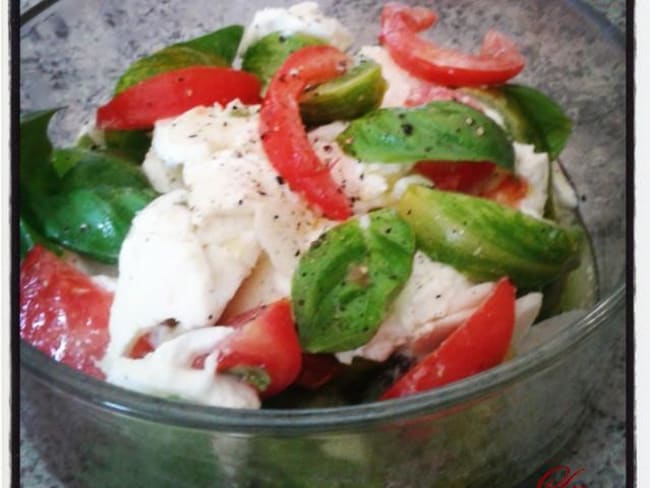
[18,0,627,487]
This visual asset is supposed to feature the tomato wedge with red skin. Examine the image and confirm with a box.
[96,66,262,130]
[193,299,302,397]
[382,277,516,400]
[20,246,113,379]
[478,171,529,208]
[129,333,155,359]
[414,161,528,207]
[415,161,496,192]
[294,354,345,390]
[260,45,352,220]
[379,3,525,87]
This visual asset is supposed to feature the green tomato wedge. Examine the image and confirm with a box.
[242,31,327,88]
[299,61,387,126]
[337,101,515,170]
[398,185,582,289]
[114,25,244,93]
[292,209,415,353]
[461,84,572,161]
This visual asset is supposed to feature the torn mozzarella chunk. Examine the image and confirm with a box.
[142,149,184,193]
[182,149,278,220]
[221,252,287,320]
[106,327,260,409]
[238,1,353,55]
[254,191,334,294]
[152,102,262,168]
[511,292,544,348]
[513,142,550,219]
[103,190,260,367]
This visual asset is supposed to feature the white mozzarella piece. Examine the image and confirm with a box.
[513,142,550,219]
[103,190,259,367]
[142,149,184,193]
[511,292,544,348]
[221,252,287,320]
[182,149,278,220]
[238,2,353,55]
[106,327,261,409]
[152,103,262,168]
[254,191,334,294]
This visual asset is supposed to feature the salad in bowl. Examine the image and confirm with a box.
[20,1,593,413]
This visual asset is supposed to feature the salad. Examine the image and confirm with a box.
[19,2,591,410]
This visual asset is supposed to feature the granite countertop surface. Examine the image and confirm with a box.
[18,0,627,487]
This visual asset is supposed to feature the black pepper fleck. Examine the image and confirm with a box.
[401,123,414,136]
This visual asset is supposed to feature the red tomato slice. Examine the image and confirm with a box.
[194,299,302,397]
[129,333,155,359]
[260,45,352,220]
[294,354,345,390]
[96,66,262,130]
[414,162,528,207]
[414,161,496,192]
[20,246,113,379]
[478,170,529,208]
[381,277,515,399]
[379,3,525,86]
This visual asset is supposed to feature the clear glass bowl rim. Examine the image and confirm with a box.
[18,0,626,436]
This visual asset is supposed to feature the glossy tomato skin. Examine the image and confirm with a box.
[96,66,261,130]
[414,161,496,192]
[380,3,525,86]
[128,333,155,359]
[214,299,303,397]
[478,170,529,208]
[294,354,345,390]
[20,246,113,379]
[414,161,528,207]
[382,277,516,399]
[260,45,352,220]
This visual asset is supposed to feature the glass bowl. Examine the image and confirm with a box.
[19,0,626,486]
